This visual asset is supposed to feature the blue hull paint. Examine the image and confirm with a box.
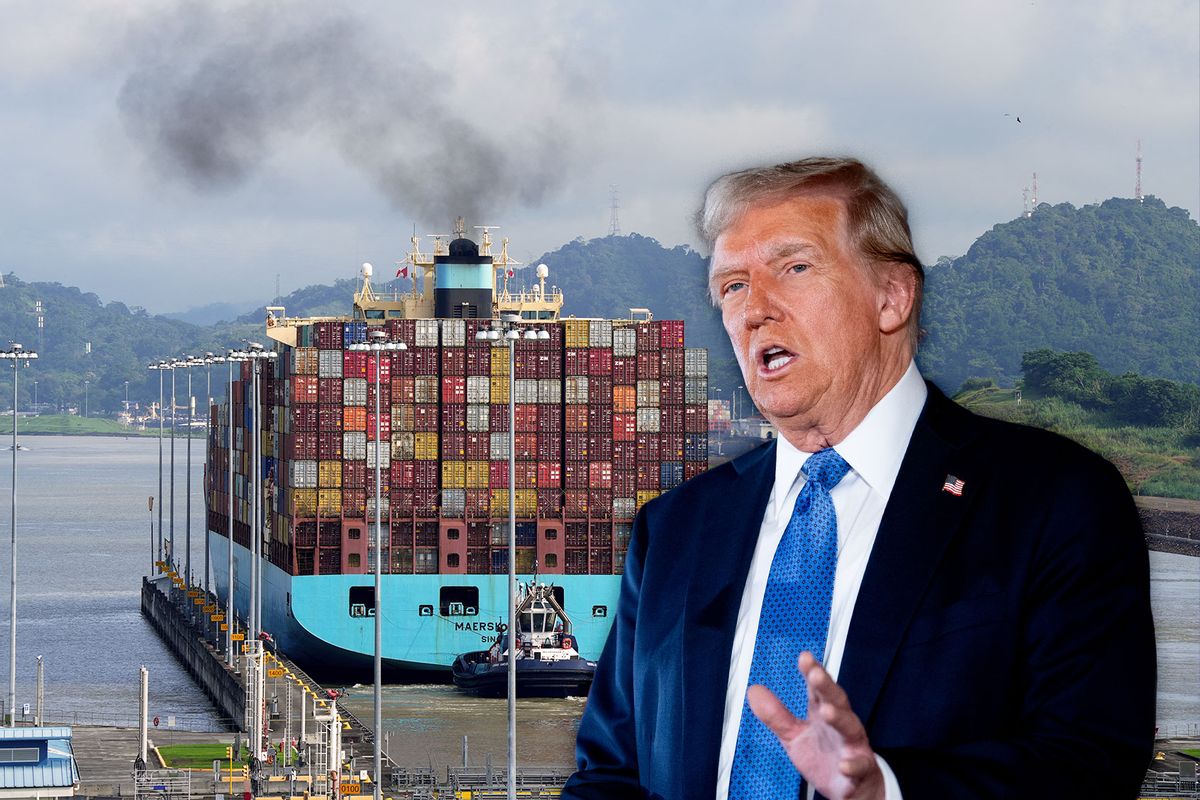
[207,532,621,678]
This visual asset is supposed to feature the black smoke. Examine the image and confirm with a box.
[117,3,577,226]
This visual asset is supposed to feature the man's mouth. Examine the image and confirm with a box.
[760,346,795,373]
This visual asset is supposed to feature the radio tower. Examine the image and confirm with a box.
[1031,172,1039,211]
[1135,140,1144,203]
[608,184,621,237]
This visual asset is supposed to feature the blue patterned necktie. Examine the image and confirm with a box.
[729,447,851,799]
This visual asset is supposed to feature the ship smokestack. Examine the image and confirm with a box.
[434,235,492,319]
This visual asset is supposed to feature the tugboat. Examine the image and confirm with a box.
[451,579,596,698]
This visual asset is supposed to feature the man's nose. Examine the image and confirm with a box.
[742,281,779,328]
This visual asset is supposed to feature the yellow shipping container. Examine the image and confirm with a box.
[442,461,466,488]
[636,490,660,510]
[294,489,318,516]
[489,376,509,404]
[564,319,590,348]
[414,432,439,460]
[464,460,487,489]
[318,488,342,515]
[515,489,537,516]
[491,347,510,375]
[489,489,509,517]
[318,460,342,488]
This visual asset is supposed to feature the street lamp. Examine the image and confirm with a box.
[348,328,406,800]
[2,342,38,727]
[225,349,250,666]
[243,342,278,644]
[83,380,89,418]
[475,316,548,800]
[201,353,225,616]
[148,362,168,567]
[169,359,183,575]
[182,355,205,610]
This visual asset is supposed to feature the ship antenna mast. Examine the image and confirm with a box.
[1135,139,1144,202]
[608,184,621,236]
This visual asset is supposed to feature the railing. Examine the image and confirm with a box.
[35,707,233,733]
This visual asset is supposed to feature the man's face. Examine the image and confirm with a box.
[709,193,894,440]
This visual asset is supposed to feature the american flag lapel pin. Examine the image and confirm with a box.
[942,474,965,496]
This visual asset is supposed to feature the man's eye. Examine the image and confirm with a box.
[789,263,810,274]
[723,281,747,296]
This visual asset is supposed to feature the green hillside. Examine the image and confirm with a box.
[919,197,1199,392]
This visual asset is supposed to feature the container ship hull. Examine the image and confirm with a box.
[204,232,707,679]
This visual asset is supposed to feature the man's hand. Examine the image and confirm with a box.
[747,652,885,800]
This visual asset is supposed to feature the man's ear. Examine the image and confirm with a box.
[877,262,918,336]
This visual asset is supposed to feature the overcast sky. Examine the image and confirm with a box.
[2,0,1197,315]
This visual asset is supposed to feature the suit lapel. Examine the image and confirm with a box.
[680,441,777,797]
[838,387,980,727]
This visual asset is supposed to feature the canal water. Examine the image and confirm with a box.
[0,435,1195,769]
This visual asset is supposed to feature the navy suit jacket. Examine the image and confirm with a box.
[565,385,1155,799]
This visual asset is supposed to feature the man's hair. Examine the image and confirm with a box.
[696,157,924,338]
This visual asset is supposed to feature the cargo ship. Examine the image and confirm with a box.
[205,224,709,679]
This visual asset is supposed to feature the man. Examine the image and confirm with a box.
[564,157,1155,799]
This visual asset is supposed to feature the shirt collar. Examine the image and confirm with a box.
[771,361,928,518]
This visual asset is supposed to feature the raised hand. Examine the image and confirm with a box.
[747,652,885,800]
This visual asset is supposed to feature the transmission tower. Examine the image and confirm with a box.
[608,184,621,237]
[1135,140,1143,202]
[1031,172,1039,211]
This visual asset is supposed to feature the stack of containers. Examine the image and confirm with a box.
[214,310,708,582]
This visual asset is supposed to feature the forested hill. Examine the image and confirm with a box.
[917,196,1199,393]
[536,234,740,390]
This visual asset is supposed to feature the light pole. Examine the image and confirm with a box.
[83,380,89,418]
[202,353,225,614]
[169,359,181,575]
[476,316,548,800]
[124,381,130,413]
[348,328,405,800]
[2,342,38,727]
[184,355,203,611]
[244,343,277,644]
[148,362,167,566]
[226,349,249,666]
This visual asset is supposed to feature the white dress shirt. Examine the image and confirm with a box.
[715,361,927,800]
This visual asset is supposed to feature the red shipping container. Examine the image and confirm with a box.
[588,434,613,461]
[565,348,588,376]
[564,432,589,460]
[613,413,636,442]
[441,433,466,459]
[366,469,389,493]
[318,378,341,404]
[414,490,438,517]
[564,461,589,489]
[637,463,659,489]
[315,321,342,349]
[588,405,613,431]
[589,461,613,489]
[343,460,366,488]
[660,377,684,405]
[516,462,537,489]
[292,375,319,403]
[537,461,562,487]
[318,432,342,460]
[590,489,613,518]
[343,350,367,379]
[538,489,562,516]
[660,349,685,377]
[466,347,491,376]
[660,319,685,349]
[318,406,343,432]
[390,489,411,516]
[390,460,415,487]
[489,460,509,489]
[588,348,613,377]
[391,377,415,404]
[442,348,466,376]
[466,489,490,517]
[536,433,559,462]
[539,352,562,379]
[613,440,636,471]
[514,350,539,380]
[685,462,707,480]
[465,433,489,460]
[441,404,466,432]
[684,405,707,433]
[366,354,391,383]
[636,351,660,379]
[442,376,466,404]
[613,470,636,497]
[489,404,510,432]
[292,404,318,431]
[637,433,660,462]
[343,489,366,517]
[514,433,538,459]
[613,357,637,386]
[514,404,537,432]
[565,406,589,432]
[565,491,589,517]
[386,318,417,343]
[590,376,613,402]
[414,461,439,490]
[291,432,318,460]
[390,349,414,376]
[367,383,386,410]
[636,322,661,351]
[661,432,684,461]
[366,412,391,441]
[662,405,685,434]
[540,404,563,430]
[414,348,439,374]
[414,404,438,431]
